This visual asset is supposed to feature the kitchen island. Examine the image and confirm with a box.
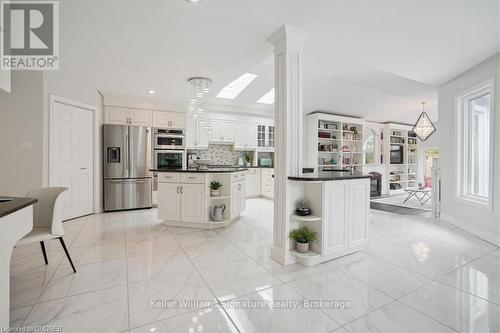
[288,171,372,266]
[151,168,247,229]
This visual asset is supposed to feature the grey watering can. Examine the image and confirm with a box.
[210,204,226,222]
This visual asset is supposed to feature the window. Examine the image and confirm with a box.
[457,79,494,209]
[364,130,375,165]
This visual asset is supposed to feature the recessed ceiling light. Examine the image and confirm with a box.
[257,88,275,104]
[185,0,201,4]
[146,89,156,94]
[216,73,258,99]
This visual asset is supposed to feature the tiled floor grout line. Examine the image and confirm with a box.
[18,215,88,327]
[167,226,242,333]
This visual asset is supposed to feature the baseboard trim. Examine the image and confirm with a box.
[440,213,500,246]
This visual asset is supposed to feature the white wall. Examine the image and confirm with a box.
[0,71,44,196]
[42,72,104,212]
[438,53,500,245]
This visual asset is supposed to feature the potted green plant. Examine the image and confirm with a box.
[289,226,318,253]
[210,181,222,197]
[244,152,253,167]
[295,197,312,216]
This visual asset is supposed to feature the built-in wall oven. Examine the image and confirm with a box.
[154,150,186,170]
[154,128,185,149]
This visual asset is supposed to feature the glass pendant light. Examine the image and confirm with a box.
[412,102,436,142]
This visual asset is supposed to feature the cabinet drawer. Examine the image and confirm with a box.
[181,173,206,183]
[245,169,257,175]
[158,173,180,183]
[261,168,274,176]
[231,172,246,182]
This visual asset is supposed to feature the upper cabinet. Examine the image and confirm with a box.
[104,106,152,126]
[153,111,185,129]
[257,123,275,150]
[234,122,257,150]
[208,119,235,143]
[185,117,208,149]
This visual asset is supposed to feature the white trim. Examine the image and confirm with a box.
[49,94,99,215]
[440,213,499,246]
[455,77,495,211]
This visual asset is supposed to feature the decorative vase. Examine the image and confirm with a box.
[296,242,309,253]
[295,207,312,216]
[211,189,220,197]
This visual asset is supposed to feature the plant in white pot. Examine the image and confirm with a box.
[288,226,318,253]
[210,181,222,197]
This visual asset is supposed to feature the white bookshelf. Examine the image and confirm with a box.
[382,123,422,193]
[306,113,364,172]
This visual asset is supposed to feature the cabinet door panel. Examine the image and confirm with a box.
[105,106,129,125]
[180,183,206,223]
[238,180,246,213]
[246,123,257,148]
[231,182,239,218]
[158,182,181,221]
[153,111,171,128]
[197,119,208,148]
[348,180,370,248]
[323,181,349,255]
[234,122,246,148]
[222,120,235,141]
[171,112,185,129]
[209,119,222,142]
[130,108,152,126]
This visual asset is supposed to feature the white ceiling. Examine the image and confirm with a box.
[58,0,499,123]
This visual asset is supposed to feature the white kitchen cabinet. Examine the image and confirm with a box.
[104,106,152,126]
[209,119,222,142]
[235,122,257,150]
[246,123,257,148]
[348,179,370,248]
[322,179,369,256]
[185,117,208,149]
[256,123,275,150]
[157,182,181,221]
[153,111,185,129]
[222,120,235,142]
[322,181,349,255]
[231,179,246,217]
[261,168,274,199]
[245,168,261,197]
[104,106,130,125]
[158,176,206,224]
[180,183,206,223]
[238,180,246,213]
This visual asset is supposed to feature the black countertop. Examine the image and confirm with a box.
[150,168,248,173]
[0,197,37,219]
[288,171,372,182]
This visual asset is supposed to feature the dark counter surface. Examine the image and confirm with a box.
[150,168,248,173]
[288,171,372,182]
[0,197,37,219]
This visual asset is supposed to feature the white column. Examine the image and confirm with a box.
[268,26,307,264]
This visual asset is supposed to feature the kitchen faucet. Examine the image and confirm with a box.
[337,145,354,175]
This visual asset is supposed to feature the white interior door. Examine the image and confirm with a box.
[51,101,94,220]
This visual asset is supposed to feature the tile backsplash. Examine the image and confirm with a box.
[188,144,252,166]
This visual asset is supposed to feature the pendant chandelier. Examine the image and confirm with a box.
[187,77,212,119]
[412,102,436,142]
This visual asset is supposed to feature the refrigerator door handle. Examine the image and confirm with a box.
[124,130,129,175]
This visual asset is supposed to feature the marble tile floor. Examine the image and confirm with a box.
[9,198,500,332]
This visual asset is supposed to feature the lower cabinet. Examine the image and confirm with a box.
[158,180,206,223]
[245,169,261,197]
[231,180,246,218]
[261,168,274,199]
[322,179,369,256]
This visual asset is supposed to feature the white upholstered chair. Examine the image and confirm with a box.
[16,187,76,273]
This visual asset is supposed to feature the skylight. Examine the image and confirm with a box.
[216,73,258,99]
[257,88,275,104]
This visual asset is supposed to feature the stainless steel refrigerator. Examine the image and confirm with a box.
[103,124,152,211]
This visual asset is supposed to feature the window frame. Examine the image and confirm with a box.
[456,77,495,211]
[363,129,376,165]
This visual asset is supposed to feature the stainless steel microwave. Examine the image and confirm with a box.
[154,149,186,170]
[154,128,184,149]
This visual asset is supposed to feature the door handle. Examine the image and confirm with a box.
[177,185,180,194]
[80,167,87,170]
[180,186,183,194]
